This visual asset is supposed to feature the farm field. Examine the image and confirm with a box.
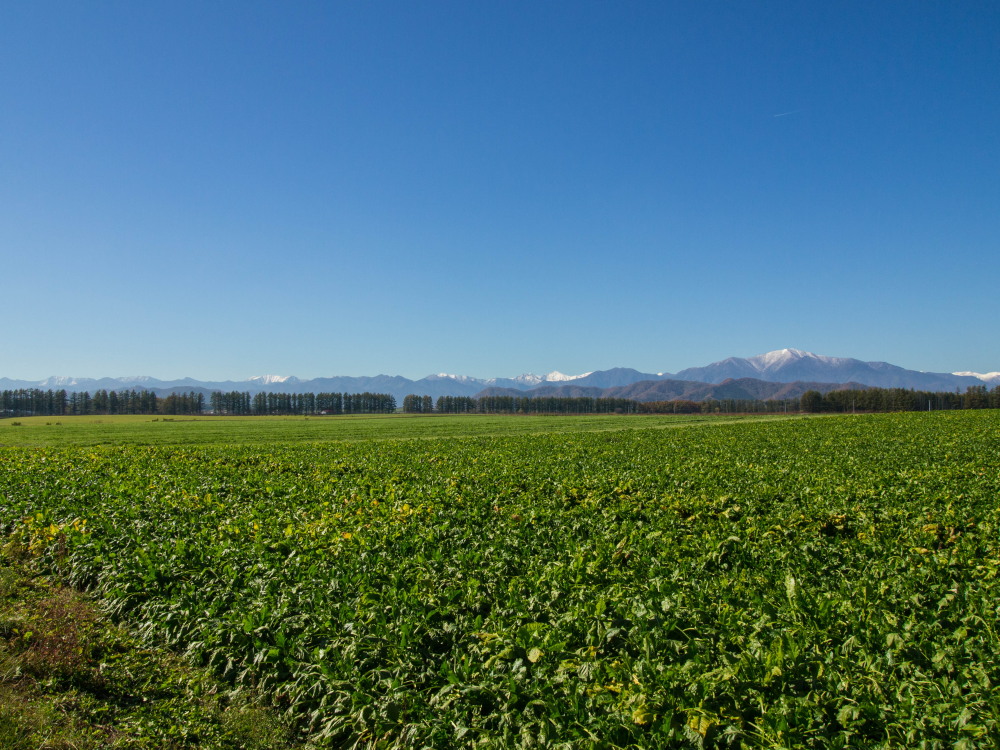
[2,410,999,747]
[0,412,788,448]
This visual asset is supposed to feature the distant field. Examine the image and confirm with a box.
[0,411,794,447]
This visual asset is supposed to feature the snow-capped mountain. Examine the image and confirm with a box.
[38,376,81,386]
[247,375,299,385]
[427,373,484,385]
[543,370,593,382]
[674,348,990,391]
[746,348,847,372]
[953,371,1000,386]
[505,371,593,386]
[425,371,592,388]
[2,349,995,403]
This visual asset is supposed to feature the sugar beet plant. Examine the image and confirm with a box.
[2,411,1000,748]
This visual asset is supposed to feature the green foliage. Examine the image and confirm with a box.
[1,411,999,747]
[0,412,771,448]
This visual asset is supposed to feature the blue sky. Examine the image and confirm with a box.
[3,1,998,380]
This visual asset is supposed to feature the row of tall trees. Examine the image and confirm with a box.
[433,396,478,414]
[158,392,206,415]
[86,389,161,415]
[1,389,396,417]
[801,385,1000,413]
[424,384,1000,416]
[429,395,800,415]
[1,389,70,417]
[208,391,397,416]
[638,385,1000,415]
[4,385,999,419]
[1,388,195,417]
[408,395,640,414]
[402,395,435,413]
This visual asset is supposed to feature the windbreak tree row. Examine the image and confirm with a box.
[4,383,998,418]
[0,389,396,417]
[428,395,640,414]
[209,391,397,415]
[418,384,1000,415]
[800,384,1000,412]
[0,389,202,417]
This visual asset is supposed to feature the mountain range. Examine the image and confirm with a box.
[2,349,997,403]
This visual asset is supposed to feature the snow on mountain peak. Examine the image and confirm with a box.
[744,348,854,372]
[953,371,1000,384]
[509,371,592,385]
[432,373,483,384]
[511,373,544,385]
[544,371,592,382]
[248,374,293,384]
[40,376,79,386]
[746,348,814,371]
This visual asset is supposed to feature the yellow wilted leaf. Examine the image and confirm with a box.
[688,714,715,736]
[632,707,655,725]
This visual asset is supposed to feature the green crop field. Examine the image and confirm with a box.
[0,412,787,448]
[2,410,999,748]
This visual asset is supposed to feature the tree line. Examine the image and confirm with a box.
[417,395,640,414]
[410,385,1000,415]
[209,391,396,415]
[1,389,204,417]
[3,384,998,419]
[0,389,396,417]
[799,385,1000,413]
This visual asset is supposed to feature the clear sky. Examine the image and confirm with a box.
[3,1,998,380]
